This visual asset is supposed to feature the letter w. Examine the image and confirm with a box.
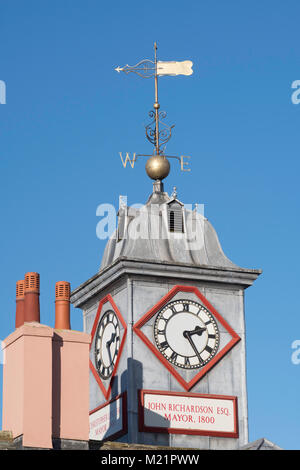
[120,152,136,168]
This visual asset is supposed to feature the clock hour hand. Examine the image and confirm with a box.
[188,325,206,337]
[183,329,204,365]
[106,332,116,348]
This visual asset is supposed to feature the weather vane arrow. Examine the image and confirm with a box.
[115,43,193,182]
[115,58,193,77]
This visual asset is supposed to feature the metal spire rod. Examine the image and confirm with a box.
[145,41,174,156]
[154,42,160,156]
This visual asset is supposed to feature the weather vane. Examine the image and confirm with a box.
[116,43,193,182]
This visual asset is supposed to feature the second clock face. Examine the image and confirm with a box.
[154,299,220,369]
[95,310,120,380]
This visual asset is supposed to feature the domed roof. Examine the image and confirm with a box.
[100,185,240,271]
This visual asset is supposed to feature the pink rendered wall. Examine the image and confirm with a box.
[22,332,53,448]
[2,323,53,449]
[2,323,90,448]
[52,330,90,441]
[2,335,24,439]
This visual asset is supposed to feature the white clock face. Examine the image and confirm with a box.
[154,299,219,369]
[95,310,120,380]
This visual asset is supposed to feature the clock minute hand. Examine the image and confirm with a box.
[183,330,204,365]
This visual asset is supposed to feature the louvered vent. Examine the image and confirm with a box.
[25,272,40,293]
[168,202,184,233]
[55,281,70,301]
[16,280,25,299]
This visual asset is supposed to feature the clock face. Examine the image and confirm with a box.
[95,310,120,380]
[154,299,219,369]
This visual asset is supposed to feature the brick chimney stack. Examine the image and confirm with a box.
[3,275,90,449]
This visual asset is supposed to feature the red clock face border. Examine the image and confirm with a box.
[133,285,241,392]
[90,294,127,400]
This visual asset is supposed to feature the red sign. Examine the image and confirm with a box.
[89,393,127,442]
[139,390,238,438]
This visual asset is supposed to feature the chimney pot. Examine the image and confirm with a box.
[15,280,25,328]
[25,272,40,293]
[24,272,40,323]
[55,281,71,330]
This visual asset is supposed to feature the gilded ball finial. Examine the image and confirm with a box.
[145,155,170,181]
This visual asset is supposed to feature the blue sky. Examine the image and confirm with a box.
[1,0,300,450]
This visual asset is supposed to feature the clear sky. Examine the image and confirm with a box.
[1,0,300,450]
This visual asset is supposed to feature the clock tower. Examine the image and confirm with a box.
[71,181,261,449]
[70,45,261,450]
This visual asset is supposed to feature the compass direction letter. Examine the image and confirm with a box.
[119,152,136,168]
[180,156,191,172]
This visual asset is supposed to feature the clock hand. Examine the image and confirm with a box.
[188,325,207,337]
[183,330,204,365]
[106,332,116,348]
[106,332,116,364]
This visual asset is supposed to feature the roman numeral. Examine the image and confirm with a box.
[183,303,189,311]
[208,334,216,339]
[205,345,213,354]
[97,359,103,369]
[170,351,178,362]
[157,329,166,335]
[184,357,190,366]
[159,341,169,351]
